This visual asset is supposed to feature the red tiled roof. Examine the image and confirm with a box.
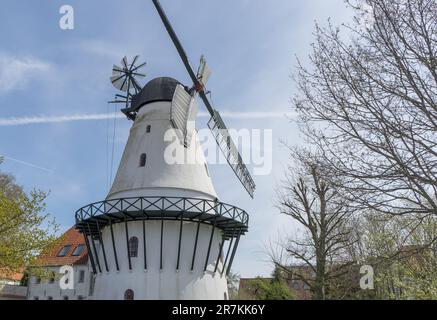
[35,227,88,266]
[0,268,24,282]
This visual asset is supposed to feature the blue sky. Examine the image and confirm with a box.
[0,0,352,277]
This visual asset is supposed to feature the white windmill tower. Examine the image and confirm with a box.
[75,0,255,300]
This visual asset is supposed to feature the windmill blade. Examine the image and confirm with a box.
[208,111,256,198]
[170,85,198,148]
[111,72,125,83]
[112,65,124,75]
[185,98,198,148]
[131,61,147,73]
[132,72,146,78]
[200,87,257,197]
[111,73,129,92]
[121,56,128,70]
[110,74,127,91]
[151,1,211,106]
[151,0,218,116]
[197,55,211,87]
[131,77,143,93]
[130,55,139,71]
[111,62,130,91]
[152,0,256,197]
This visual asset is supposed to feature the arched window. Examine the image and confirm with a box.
[139,153,147,167]
[124,289,134,300]
[128,236,138,258]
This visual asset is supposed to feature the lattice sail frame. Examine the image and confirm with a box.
[208,111,256,198]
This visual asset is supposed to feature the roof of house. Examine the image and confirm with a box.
[35,227,88,266]
[0,268,24,282]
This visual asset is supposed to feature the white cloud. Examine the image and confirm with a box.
[51,180,85,199]
[77,39,136,61]
[0,54,52,94]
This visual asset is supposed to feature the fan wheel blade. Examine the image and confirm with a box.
[131,61,147,73]
[130,55,139,71]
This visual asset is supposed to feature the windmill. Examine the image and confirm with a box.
[74,0,252,300]
[151,0,256,198]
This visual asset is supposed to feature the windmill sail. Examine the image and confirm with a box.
[170,84,198,148]
[197,55,211,88]
[152,0,256,198]
[208,111,256,198]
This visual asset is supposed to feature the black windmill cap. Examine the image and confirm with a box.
[130,77,190,112]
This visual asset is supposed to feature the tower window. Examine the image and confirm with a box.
[79,270,85,283]
[128,236,138,258]
[124,289,134,300]
[139,154,147,167]
[146,125,151,133]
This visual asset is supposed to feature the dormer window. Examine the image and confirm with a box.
[139,154,147,167]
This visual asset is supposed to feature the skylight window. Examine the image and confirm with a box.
[57,245,72,257]
[72,244,85,256]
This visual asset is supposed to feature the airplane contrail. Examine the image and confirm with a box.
[0,111,294,126]
[1,155,54,173]
[0,113,124,126]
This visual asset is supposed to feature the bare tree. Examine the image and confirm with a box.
[294,0,437,216]
[273,152,357,299]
